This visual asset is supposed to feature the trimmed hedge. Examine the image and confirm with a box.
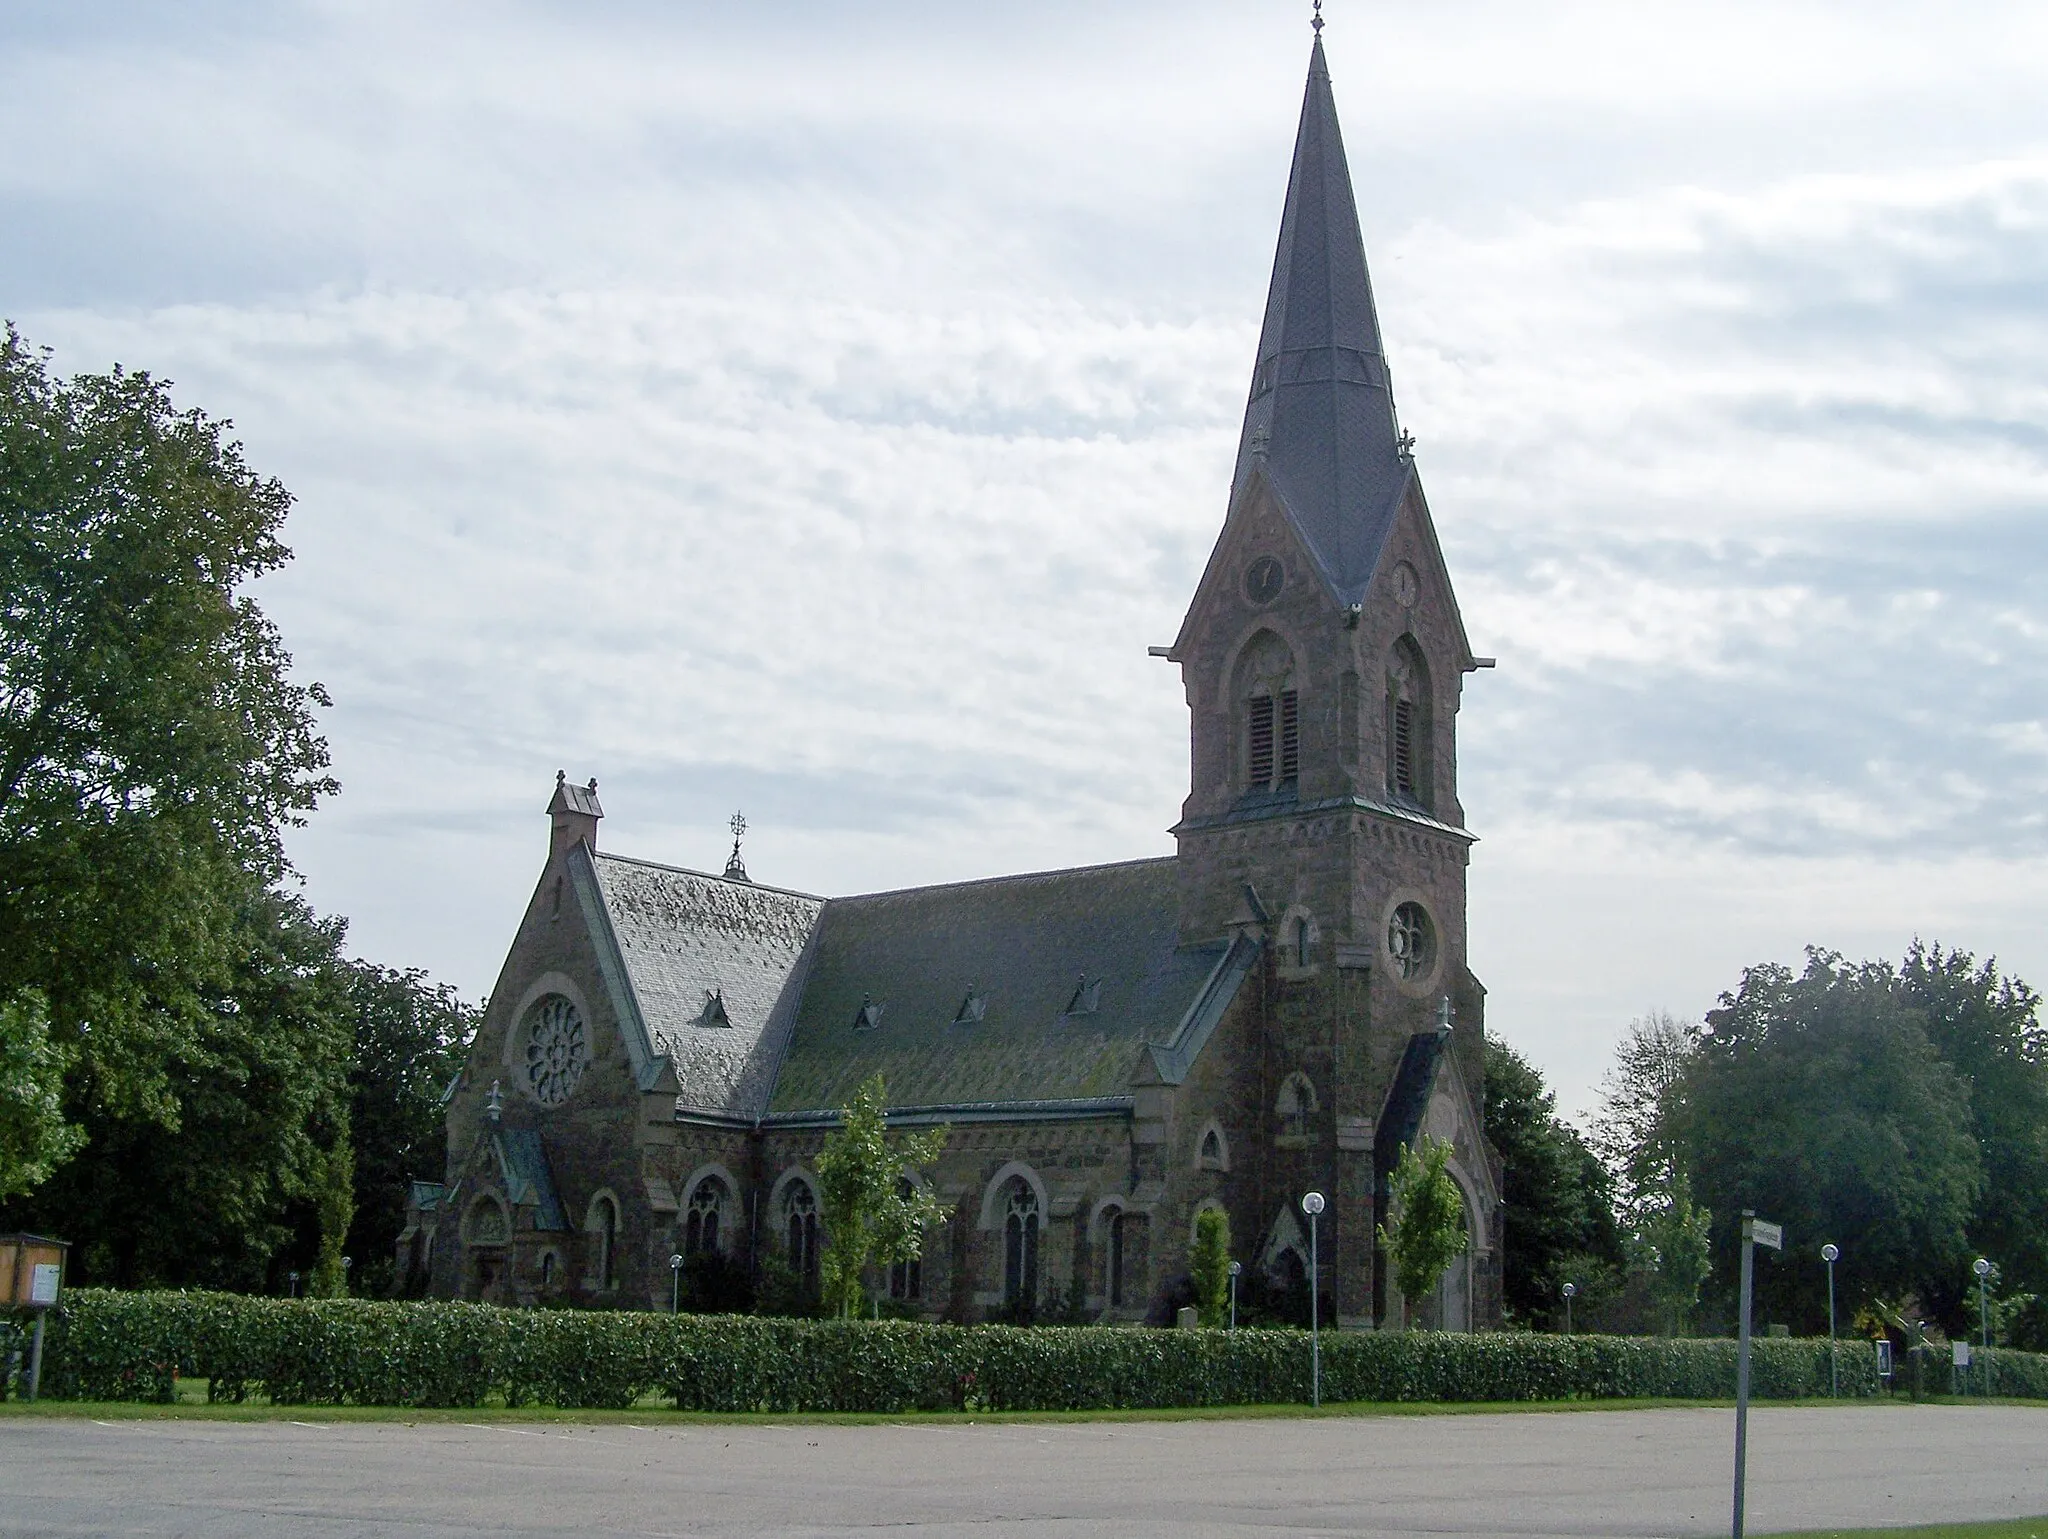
[22,1289,2046,1411]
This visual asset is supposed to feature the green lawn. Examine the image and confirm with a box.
[1758,1522,2048,1539]
[4,1384,2038,1425]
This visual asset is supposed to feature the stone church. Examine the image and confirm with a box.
[403,29,1504,1331]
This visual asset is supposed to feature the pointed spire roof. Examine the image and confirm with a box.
[1231,33,1411,606]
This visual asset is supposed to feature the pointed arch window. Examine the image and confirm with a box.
[1107,1210,1127,1307]
[1236,632,1300,795]
[685,1176,728,1258]
[1387,637,1432,809]
[782,1180,820,1293]
[1003,1178,1041,1310]
[586,1194,619,1290]
[888,1178,923,1302]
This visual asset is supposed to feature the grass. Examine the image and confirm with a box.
[1756,1523,2048,1539]
[4,1382,2040,1426]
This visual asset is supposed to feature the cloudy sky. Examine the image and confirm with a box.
[7,0,2046,1119]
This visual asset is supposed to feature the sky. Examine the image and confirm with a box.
[6,0,2047,1121]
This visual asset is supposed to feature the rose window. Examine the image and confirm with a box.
[524,996,589,1105]
[1387,902,1435,981]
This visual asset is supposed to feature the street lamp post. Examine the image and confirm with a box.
[670,1253,685,1314]
[1228,1260,1242,1332]
[1974,1257,1993,1397]
[1821,1244,1839,1398]
[1302,1191,1326,1409]
[1561,1282,1576,1335]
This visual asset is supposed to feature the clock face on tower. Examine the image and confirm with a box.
[1243,556,1285,606]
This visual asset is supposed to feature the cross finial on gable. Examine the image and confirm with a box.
[487,1078,504,1122]
[724,810,751,883]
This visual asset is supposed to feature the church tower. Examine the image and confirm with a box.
[1162,27,1497,1326]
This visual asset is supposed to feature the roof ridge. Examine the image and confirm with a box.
[831,854,1175,904]
[591,848,825,902]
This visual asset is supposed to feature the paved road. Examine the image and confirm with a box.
[1,1404,2044,1538]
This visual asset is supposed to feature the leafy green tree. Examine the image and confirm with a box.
[339,963,475,1296]
[4,887,355,1290]
[1377,1134,1469,1328]
[1484,1038,1624,1327]
[1631,1170,1712,1334]
[1190,1206,1232,1327]
[0,324,334,1155]
[0,989,84,1197]
[1896,943,2048,1311]
[815,1075,947,1319]
[1687,950,1982,1329]
[1587,1011,1696,1220]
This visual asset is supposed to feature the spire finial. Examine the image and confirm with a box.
[1311,0,1323,35]
[724,810,751,883]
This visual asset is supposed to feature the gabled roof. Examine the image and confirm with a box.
[490,1125,567,1231]
[767,859,1238,1115]
[588,852,823,1119]
[1228,35,1412,608]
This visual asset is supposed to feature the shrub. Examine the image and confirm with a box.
[30,1289,2048,1411]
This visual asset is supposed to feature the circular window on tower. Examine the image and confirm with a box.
[1387,902,1436,982]
[523,995,589,1106]
[1243,555,1285,606]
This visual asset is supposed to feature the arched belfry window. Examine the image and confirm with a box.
[1386,636,1432,809]
[1235,631,1299,794]
[1003,1177,1040,1309]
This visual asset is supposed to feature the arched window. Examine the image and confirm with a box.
[1003,1178,1040,1309]
[685,1177,728,1258]
[1235,632,1299,794]
[1106,1210,1127,1307]
[783,1180,820,1292]
[888,1178,923,1302]
[1199,1125,1229,1171]
[1386,636,1432,808]
[539,1250,557,1291]
[586,1194,619,1290]
[466,1196,508,1246]
[1275,1072,1318,1140]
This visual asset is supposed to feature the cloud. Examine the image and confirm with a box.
[8,0,2048,1116]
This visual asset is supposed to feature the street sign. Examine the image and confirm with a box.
[1747,1219,1783,1251]
[1952,1341,1972,1367]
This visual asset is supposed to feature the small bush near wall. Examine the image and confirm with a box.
[24,1290,2048,1411]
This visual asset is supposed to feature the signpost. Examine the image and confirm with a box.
[1733,1211,1780,1539]
[2,1234,69,1402]
[1820,1244,1840,1397]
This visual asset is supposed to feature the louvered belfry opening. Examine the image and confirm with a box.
[1392,697,1416,797]
[1248,695,1276,787]
[1279,689,1300,785]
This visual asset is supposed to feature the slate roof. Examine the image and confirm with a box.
[588,853,823,1119]
[490,1126,567,1231]
[766,859,1233,1116]
[1229,34,1413,608]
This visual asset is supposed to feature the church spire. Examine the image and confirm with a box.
[1231,28,1410,607]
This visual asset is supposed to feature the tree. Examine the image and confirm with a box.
[1587,1011,1696,1220]
[0,325,334,1155]
[4,887,355,1290]
[1897,943,2048,1311]
[0,990,84,1198]
[814,1076,947,1319]
[1377,1134,1470,1328]
[1686,950,1982,1329]
[1190,1206,1232,1327]
[340,963,476,1297]
[1484,1038,1624,1327]
[1631,1169,1712,1335]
